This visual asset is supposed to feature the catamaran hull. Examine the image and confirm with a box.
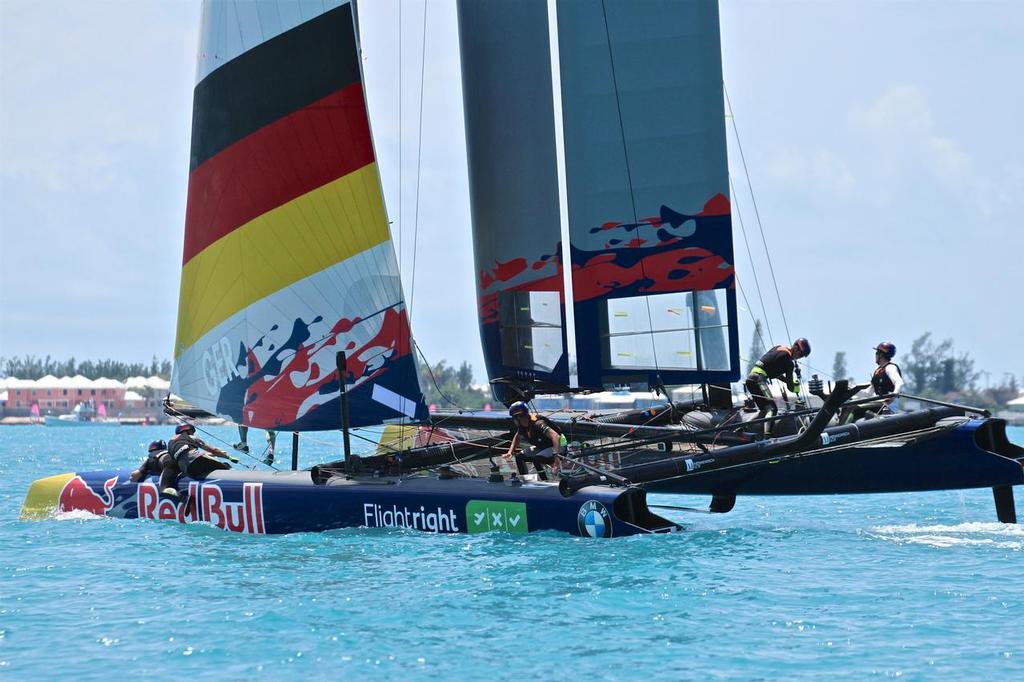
[21,469,677,538]
[644,418,1024,496]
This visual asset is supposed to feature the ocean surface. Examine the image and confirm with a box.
[1,424,1022,680]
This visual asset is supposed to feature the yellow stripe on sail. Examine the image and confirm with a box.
[175,164,389,354]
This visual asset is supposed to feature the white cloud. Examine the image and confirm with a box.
[847,84,1021,217]
[759,145,856,198]
[851,84,933,136]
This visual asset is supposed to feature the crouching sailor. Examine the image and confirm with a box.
[843,342,904,423]
[130,440,172,483]
[503,401,565,481]
[745,338,811,434]
[164,423,239,497]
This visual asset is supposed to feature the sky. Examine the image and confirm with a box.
[1,0,1021,388]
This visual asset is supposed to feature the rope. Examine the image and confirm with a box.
[408,1,428,321]
[600,0,661,380]
[162,405,277,471]
[724,85,792,344]
[730,175,775,346]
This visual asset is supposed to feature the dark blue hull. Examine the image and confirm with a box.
[22,468,678,538]
[645,418,1024,496]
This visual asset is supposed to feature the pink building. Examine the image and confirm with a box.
[0,375,171,418]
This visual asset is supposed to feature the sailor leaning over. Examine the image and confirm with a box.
[745,338,811,435]
[163,423,239,497]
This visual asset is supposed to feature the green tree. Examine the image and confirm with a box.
[0,355,173,381]
[832,351,847,381]
[417,359,489,409]
[902,333,977,396]
[746,319,766,375]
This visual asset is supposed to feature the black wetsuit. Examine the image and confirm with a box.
[168,433,230,480]
[133,449,179,492]
[745,346,799,428]
[513,416,561,481]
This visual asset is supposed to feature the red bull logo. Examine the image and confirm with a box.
[58,475,118,516]
[137,481,265,534]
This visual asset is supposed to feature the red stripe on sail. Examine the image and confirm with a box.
[183,83,374,265]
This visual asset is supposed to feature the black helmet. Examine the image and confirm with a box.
[508,401,529,417]
[148,439,167,452]
[874,342,896,359]
[175,423,195,435]
[792,338,811,357]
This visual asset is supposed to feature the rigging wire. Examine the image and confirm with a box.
[415,341,461,408]
[407,0,428,321]
[397,0,403,271]
[163,408,278,471]
[724,85,792,344]
[729,174,776,346]
[599,0,661,381]
[736,280,769,365]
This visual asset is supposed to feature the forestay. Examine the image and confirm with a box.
[172,1,427,431]
[556,0,739,390]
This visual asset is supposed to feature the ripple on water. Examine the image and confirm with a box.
[1,425,1023,679]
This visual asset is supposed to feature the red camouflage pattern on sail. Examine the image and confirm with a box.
[476,194,734,319]
[238,307,414,429]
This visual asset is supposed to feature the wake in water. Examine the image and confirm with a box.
[866,522,1024,550]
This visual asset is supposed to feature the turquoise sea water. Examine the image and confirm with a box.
[1,424,1022,680]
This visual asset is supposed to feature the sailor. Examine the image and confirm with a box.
[843,342,904,423]
[503,401,564,481]
[129,440,170,482]
[234,425,277,466]
[745,338,811,432]
[163,423,239,497]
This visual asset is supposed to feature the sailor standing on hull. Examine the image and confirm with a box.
[745,338,811,434]
[234,425,277,466]
[503,401,565,481]
[163,423,239,497]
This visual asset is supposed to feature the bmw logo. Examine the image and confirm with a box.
[577,500,612,538]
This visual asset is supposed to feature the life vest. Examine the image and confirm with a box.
[518,415,561,449]
[751,346,794,380]
[871,362,901,396]
[168,434,200,459]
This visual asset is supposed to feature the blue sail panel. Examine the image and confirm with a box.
[457,0,570,401]
[556,0,740,389]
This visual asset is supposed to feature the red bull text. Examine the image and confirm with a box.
[137,482,266,534]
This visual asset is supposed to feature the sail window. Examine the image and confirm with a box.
[602,289,732,372]
[498,291,564,373]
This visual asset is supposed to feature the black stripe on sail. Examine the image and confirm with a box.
[189,3,362,171]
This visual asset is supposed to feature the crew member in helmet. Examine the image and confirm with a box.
[130,440,171,482]
[163,423,239,497]
[745,338,811,433]
[502,401,564,481]
[843,342,904,423]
